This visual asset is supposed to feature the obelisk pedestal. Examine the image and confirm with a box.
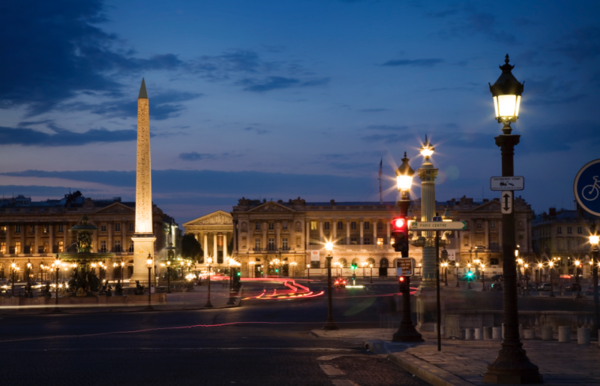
[130,79,156,286]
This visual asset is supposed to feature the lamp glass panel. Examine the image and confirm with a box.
[397,175,412,191]
[498,95,517,117]
[515,95,521,118]
[590,235,599,245]
[420,147,434,157]
[493,96,499,118]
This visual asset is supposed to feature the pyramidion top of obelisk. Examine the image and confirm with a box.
[138,78,148,99]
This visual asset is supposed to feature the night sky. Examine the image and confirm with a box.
[1,0,599,224]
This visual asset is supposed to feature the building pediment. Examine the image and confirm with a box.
[93,202,135,215]
[248,201,295,213]
[184,210,233,227]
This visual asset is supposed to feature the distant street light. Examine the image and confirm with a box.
[322,241,339,330]
[146,255,154,311]
[205,257,213,308]
[574,260,582,299]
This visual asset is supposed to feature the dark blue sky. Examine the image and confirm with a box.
[0,0,599,223]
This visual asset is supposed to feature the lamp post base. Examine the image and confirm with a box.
[322,318,339,331]
[483,344,543,384]
[204,301,213,308]
[392,325,424,342]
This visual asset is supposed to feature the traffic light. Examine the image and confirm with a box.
[391,217,409,257]
[399,275,407,291]
[466,271,474,281]
[351,263,357,270]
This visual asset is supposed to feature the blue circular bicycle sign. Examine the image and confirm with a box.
[574,159,600,216]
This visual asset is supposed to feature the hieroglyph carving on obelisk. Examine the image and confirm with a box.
[131,78,156,285]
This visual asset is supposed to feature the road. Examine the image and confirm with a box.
[0,280,429,386]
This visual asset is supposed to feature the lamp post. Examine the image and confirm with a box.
[574,260,582,299]
[362,262,367,279]
[589,232,599,338]
[306,264,310,281]
[483,54,541,384]
[323,241,339,330]
[146,255,153,310]
[227,258,236,305]
[205,257,213,308]
[549,261,555,297]
[10,261,16,297]
[369,263,373,283]
[26,260,32,293]
[481,264,486,291]
[455,262,460,287]
[53,255,61,313]
[524,263,529,295]
[536,262,542,289]
[290,261,297,277]
[392,152,423,343]
[166,260,172,293]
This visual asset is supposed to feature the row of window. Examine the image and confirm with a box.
[0,223,135,234]
[310,221,382,231]
[556,226,583,235]
[0,240,133,254]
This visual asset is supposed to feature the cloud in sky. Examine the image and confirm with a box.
[243,127,270,135]
[382,59,444,67]
[238,76,330,93]
[0,1,185,116]
[178,152,238,161]
[0,124,137,146]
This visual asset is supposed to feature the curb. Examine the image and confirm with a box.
[388,352,476,386]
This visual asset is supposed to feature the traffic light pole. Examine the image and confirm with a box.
[435,230,441,352]
[392,198,423,343]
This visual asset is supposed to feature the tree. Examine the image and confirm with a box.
[181,234,202,262]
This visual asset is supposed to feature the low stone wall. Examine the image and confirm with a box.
[0,293,167,307]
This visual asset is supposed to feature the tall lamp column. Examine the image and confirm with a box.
[323,241,339,330]
[146,255,153,310]
[392,152,423,343]
[205,257,213,308]
[483,54,541,384]
[589,232,599,338]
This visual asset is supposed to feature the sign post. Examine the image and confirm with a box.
[396,258,415,277]
[490,176,525,191]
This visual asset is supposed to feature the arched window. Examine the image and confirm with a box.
[338,258,347,267]
[380,257,389,268]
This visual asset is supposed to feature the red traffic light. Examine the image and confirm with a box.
[391,217,406,231]
[399,276,405,282]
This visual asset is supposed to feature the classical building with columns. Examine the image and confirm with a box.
[0,192,176,281]
[183,211,233,268]
[227,196,535,278]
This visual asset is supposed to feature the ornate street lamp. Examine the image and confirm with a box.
[549,261,556,298]
[574,260,582,299]
[467,263,472,290]
[536,262,543,289]
[10,261,16,297]
[481,263,486,291]
[52,255,61,313]
[306,264,310,281]
[483,55,541,384]
[323,241,339,330]
[205,257,213,308]
[589,231,599,337]
[455,262,460,288]
[146,255,154,310]
[392,152,423,343]
[369,263,373,283]
[524,263,530,295]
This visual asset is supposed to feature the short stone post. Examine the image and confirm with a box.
[465,328,474,340]
[577,327,590,345]
[474,328,483,340]
[483,326,492,340]
[558,326,571,343]
[523,329,535,340]
[541,325,553,341]
[492,326,502,340]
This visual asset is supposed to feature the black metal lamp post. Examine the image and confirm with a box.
[441,249,448,286]
[455,262,460,287]
[574,260,582,299]
[589,232,599,338]
[467,264,472,290]
[166,261,172,293]
[307,264,310,281]
[483,54,541,384]
[524,264,529,295]
[369,263,373,283]
[323,241,339,330]
[53,255,61,313]
[205,257,213,308]
[392,152,423,343]
[146,255,153,310]
[549,261,556,297]
[10,261,16,297]
[481,264,486,291]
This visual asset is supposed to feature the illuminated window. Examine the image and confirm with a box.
[268,239,275,250]
[310,221,318,230]
[43,225,49,234]
[15,242,20,254]
[282,238,289,249]
[58,241,64,253]
[114,240,121,252]
[255,239,261,249]
[100,241,107,253]
[0,242,5,254]
[364,237,371,245]
[351,237,357,245]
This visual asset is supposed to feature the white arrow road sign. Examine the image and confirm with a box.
[501,191,513,214]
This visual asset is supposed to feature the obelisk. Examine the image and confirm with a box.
[130,78,156,286]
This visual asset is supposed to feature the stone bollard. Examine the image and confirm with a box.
[523,329,535,340]
[465,328,474,340]
[541,325,553,340]
[492,326,502,340]
[558,326,571,343]
[483,326,492,340]
[578,328,590,345]
[474,328,483,340]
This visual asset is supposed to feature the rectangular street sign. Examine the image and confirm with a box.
[396,258,415,276]
[410,221,466,231]
[490,176,524,191]
[501,191,513,214]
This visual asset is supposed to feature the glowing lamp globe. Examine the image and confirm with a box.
[489,54,524,132]
[325,241,334,253]
[395,152,415,192]
[589,235,599,246]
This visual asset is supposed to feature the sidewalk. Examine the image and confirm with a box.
[313,329,600,386]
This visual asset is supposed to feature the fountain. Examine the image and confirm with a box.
[59,215,115,297]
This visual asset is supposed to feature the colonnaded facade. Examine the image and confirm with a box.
[0,191,178,281]
[184,195,534,278]
[183,211,234,267]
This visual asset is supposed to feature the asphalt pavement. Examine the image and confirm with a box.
[0,280,429,386]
